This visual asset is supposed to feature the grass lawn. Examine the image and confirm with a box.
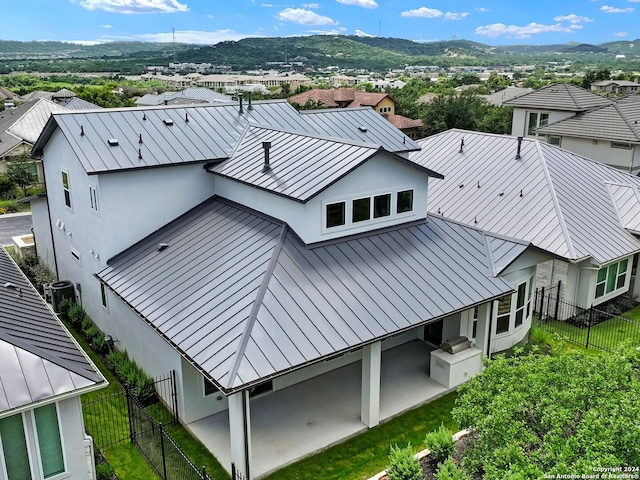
[263,391,458,480]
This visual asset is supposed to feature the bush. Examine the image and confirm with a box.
[0,200,19,213]
[424,424,454,463]
[92,331,108,355]
[68,303,87,327]
[95,461,116,480]
[31,262,57,286]
[80,315,94,335]
[386,444,422,480]
[106,350,156,404]
[57,297,74,319]
[436,458,468,480]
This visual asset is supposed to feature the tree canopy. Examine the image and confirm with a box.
[452,346,640,479]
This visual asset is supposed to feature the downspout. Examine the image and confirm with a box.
[486,301,494,359]
[38,154,59,279]
[243,390,251,479]
[630,144,635,174]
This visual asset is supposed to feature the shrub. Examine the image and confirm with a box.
[95,461,116,480]
[106,350,156,404]
[436,458,468,480]
[424,424,454,463]
[92,332,108,355]
[0,200,18,213]
[57,297,74,319]
[80,315,94,335]
[386,444,422,480]
[68,303,87,327]
[31,262,57,286]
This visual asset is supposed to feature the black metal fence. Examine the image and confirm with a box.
[534,286,640,352]
[231,463,247,480]
[83,370,213,480]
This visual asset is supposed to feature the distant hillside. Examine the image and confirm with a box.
[0,40,193,59]
[561,43,608,54]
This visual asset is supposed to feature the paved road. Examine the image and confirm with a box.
[0,213,34,246]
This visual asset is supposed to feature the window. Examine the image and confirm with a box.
[472,306,478,339]
[373,193,391,218]
[71,247,81,264]
[397,190,414,214]
[611,141,632,150]
[61,171,71,208]
[89,184,99,214]
[527,112,549,136]
[203,377,217,397]
[526,276,533,319]
[100,282,108,309]
[0,404,65,480]
[595,259,629,299]
[496,295,511,334]
[548,136,561,147]
[352,197,370,223]
[514,282,527,328]
[326,202,345,228]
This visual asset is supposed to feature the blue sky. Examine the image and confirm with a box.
[3,0,640,45]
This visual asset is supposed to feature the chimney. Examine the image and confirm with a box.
[238,92,244,113]
[262,141,271,171]
[515,136,523,160]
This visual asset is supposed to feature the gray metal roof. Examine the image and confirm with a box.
[0,99,68,150]
[97,197,516,392]
[0,248,104,413]
[412,129,640,265]
[209,125,441,202]
[607,183,640,234]
[486,233,529,275]
[480,87,533,107]
[536,101,640,143]
[136,88,233,107]
[300,107,421,153]
[54,97,103,111]
[33,101,306,173]
[503,83,613,112]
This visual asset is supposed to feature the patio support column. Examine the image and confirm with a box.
[361,341,381,428]
[229,390,252,479]
[475,302,491,356]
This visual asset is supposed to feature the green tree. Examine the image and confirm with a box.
[7,153,36,197]
[419,93,485,137]
[477,105,513,134]
[0,174,16,200]
[452,347,640,480]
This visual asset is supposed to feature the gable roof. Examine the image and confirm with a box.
[411,129,640,265]
[96,197,518,393]
[208,125,441,202]
[382,113,423,130]
[607,183,640,234]
[136,88,233,107]
[288,88,390,110]
[0,98,68,145]
[503,82,613,112]
[480,86,533,106]
[535,101,640,143]
[0,248,105,413]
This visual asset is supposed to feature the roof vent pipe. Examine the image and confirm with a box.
[262,141,272,171]
[247,92,253,110]
[515,136,523,160]
[238,92,244,114]
[459,138,464,154]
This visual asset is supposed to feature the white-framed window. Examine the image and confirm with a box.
[514,282,527,328]
[0,403,66,480]
[527,112,549,136]
[324,188,415,232]
[548,136,561,147]
[496,295,511,334]
[89,184,99,214]
[61,171,72,209]
[595,258,629,299]
[496,276,534,334]
[611,141,632,150]
[100,282,108,310]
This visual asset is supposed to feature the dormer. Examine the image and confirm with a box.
[208,125,442,245]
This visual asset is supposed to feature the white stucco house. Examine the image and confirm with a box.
[410,129,640,313]
[30,100,541,478]
[0,247,107,480]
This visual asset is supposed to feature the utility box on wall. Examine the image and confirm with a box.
[430,347,483,389]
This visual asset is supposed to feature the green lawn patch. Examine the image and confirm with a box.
[263,391,458,480]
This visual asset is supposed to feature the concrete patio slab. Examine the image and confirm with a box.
[186,340,450,478]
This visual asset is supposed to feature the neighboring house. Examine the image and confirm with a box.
[0,247,107,480]
[136,87,233,107]
[535,99,640,174]
[410,129,640,311]
[480,86,533,106]
[0,87,18,102]
[504,82,612,138]
[29,100,539,479]
[591,80,640,95]
[288,88,422,138]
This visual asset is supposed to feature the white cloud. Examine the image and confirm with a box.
[475,22,573,39]
[444,11,469,20]
[401,7,443,18]
[336,0,378,9]
[553,13,594,23]
[614,31,629,37]
[102,24,113,28]
[104,29,260,44]
[600,5,634,12]
[261,3,275,7]
[61,39,105,45]
[303,3,320,8]
[276,8,337,25]
[354,29,374,37]
[78,0,188,14]
[475,7,489,12]
[304,28,344,35]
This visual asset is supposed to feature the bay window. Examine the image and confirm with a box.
[595,258,629,299]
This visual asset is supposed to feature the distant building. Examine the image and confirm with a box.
[591,80,639,95]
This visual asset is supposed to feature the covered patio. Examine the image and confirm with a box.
[186,340,451,479]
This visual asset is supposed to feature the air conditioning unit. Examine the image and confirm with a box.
[439,336,471,354]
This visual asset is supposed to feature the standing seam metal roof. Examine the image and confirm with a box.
[96,197,517,392]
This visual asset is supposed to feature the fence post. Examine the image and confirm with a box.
[125,385,135,444]
[171,369,179,424]
[540,286,545,320]
[232,462,236,479]
[554,280,562,321]
[160,422,167,480]
[202,465,207,480]
[585,307,593,349]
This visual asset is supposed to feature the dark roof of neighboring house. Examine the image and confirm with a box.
[535,101,640,143]
[382,113,423,130]
[288,88,390,109]
[410,129,640,265]
[33,101,420,173]
[503,82,613,111]
[480,86,533,106]
[97,197,521,393]
[54,97,102,110]
[591,80,639,87]
[51,88,76,99]
[209,125,440,202]
[0,87,18,100]
[0,248,105,413]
